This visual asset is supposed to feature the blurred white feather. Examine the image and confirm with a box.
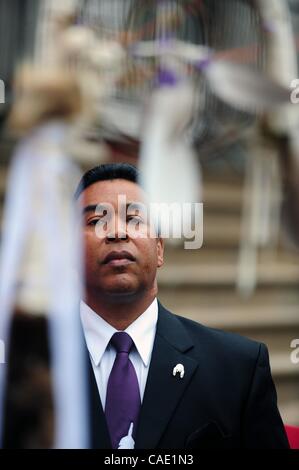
[140,79,201,241]
[132,39,291,114]
[206,60,291,113]
[132,39,210,63]
[0,122,89,448]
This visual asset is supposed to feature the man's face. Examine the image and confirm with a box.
[78,178,164,300]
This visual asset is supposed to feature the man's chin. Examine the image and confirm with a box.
[102,282,139,298]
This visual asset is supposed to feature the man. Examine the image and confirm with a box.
[75,162,289,449]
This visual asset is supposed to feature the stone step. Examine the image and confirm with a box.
[270,353,299,379]
[0,166,8,196]
[158,258,299,287]
[270,357,299,425]
[278,399,299,426]
[275,375,299,425]
[163,304,299,331]
[203,180,243,214]
[164,244,298,263]
[272,357,299,425]
[159,285,299,309]
[203,214,241,247]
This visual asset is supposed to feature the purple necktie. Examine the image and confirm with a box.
[105,332,141,449]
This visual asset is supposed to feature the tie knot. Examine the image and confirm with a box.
[111,332,133,354]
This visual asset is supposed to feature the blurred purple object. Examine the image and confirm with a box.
[156,68,178,87]
[262,20,277,33]
[195,57,213,71]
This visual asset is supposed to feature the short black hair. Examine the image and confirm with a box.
[74,163,140,199]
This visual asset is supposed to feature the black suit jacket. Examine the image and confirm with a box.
[87,301,289,449]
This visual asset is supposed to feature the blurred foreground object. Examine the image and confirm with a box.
[0,63,89,448]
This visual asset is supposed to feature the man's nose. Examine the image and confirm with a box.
[106,231,129,242]
[105,217,129,242]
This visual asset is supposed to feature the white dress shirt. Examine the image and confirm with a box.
[80,298,158,409]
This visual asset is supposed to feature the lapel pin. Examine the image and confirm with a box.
[173,363,185,379]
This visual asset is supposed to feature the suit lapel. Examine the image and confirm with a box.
[135,303,198,449]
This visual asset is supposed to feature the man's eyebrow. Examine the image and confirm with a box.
[82,204,104,215]
[126,202,144,211]
[82,202,144,215]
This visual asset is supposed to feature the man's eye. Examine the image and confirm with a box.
[87,219,104,226]
[127,215,143,222]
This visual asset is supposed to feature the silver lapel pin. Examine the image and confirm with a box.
[173,363,185,379]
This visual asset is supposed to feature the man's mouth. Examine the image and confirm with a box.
[103,250,136,266]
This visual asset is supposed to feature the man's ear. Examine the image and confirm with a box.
[157,237,164,268]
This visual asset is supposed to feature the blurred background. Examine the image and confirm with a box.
[0,0,299,445]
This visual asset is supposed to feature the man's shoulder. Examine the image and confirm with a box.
[170,309,263,363]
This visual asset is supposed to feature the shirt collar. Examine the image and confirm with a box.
[125,298,158,367]
[80,298,158,368]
